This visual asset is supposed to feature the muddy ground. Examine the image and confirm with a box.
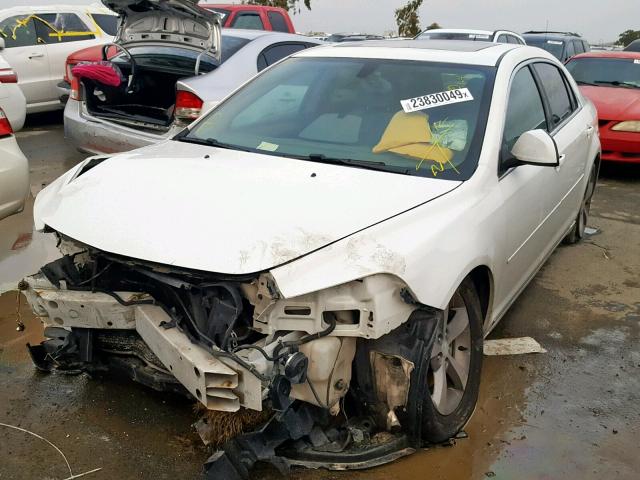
[0,112,638,480]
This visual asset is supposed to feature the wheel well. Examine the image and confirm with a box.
[468,266,492,324]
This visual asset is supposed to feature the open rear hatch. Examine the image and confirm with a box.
[78,0,221,130]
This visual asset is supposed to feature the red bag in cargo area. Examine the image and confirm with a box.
[72,61,125,88]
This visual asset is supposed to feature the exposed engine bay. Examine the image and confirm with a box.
[22,234,446,479]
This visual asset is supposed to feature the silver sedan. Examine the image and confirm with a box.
[64,30,322,154]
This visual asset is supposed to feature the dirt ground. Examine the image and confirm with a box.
[0,112,638,480]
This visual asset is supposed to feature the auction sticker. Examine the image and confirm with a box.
[401,88,474,113]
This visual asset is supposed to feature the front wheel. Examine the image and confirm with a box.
[409,277,484,443]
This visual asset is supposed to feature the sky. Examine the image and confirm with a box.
[0,0,636,44]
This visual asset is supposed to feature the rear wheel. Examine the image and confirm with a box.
[410,277,484,443]
[564,164,597,244]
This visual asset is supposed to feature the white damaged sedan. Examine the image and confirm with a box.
[23,40,599,477]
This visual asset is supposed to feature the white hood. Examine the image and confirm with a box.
[34,141,460,275]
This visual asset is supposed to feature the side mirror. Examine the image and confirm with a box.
[0,38,5,50]
[510,129,559,167]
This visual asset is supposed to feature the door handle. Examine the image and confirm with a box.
[28,53,44,59]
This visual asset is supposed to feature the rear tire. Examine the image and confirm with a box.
[564,163,597,244]
[409,277,484,443]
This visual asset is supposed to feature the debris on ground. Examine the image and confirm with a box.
[0,422,102,479]
[193,405,272,448]
[484,337,547,356]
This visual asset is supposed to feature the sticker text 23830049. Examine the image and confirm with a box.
[401,88,474,113]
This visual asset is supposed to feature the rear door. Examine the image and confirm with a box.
[495,64,552,317]
[0,14,52,107]
[34,12,99,88]
[531,61,592,246]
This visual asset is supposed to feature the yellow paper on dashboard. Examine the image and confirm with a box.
[372,111,432,153]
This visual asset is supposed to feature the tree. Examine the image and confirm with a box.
[425,22,441,31]
[395,0,425,38]
[616,29,640,46]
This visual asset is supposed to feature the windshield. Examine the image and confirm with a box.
[566,57,640,89]
[91,14,118,36]
[526,38,564,59]
[183,57,495,180]
[419,31,492,41]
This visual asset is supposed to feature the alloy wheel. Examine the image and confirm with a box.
[428,292,472,416]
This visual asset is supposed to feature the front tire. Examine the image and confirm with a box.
[410,277,484,443]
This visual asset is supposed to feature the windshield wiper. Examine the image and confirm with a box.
[293,153,409,174]
[594,80,639,89]
[576,80,597,86]
[176,136,251,152]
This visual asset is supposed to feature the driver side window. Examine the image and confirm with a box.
[500,66,547,174]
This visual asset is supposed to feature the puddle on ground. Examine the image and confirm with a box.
[0,291,42,365]
[0,196,60,293]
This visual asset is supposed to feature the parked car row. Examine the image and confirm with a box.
[1,1,638,228]
[0,4,116,113]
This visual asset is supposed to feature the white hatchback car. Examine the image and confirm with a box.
[23,41,599,476]
[0,4,117,113]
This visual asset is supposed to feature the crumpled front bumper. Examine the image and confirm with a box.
[22,273,262,411]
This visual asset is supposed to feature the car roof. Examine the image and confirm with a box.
[522,32,581,40]
[220,28,315,42]
[570,51,640,60]
[422,28,494,35]
[0,5,115,14]
[295,40,527,66]
[201,3,286,12]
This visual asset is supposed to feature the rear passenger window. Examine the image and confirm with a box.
[267,11,289,32]
[573,40,584,54]
[37,13,95,42]
[533,63,575,128]
[502,66,547,168]
[231,12,264,30]
[565,41,575,59]
[507,35,521,44]
[257,43,307,71]
[91,14,118,36]
[496,35,509,44]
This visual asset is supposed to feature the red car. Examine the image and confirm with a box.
[200,4,295,33]
[58,4,295,101]
[566,51,640,163]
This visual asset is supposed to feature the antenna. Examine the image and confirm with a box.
[545,20,549,40]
